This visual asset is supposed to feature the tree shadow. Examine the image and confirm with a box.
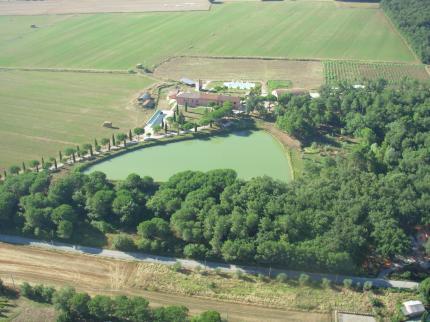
[71,222,107,248]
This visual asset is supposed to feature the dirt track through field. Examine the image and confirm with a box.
[0,243,330,322]
[0,0,210,15]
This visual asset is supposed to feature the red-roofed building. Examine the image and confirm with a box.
[175,92,241,108]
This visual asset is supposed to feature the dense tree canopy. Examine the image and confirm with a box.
[381,0,430,63]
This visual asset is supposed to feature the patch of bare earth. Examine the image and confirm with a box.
[154,57,324,90]
[0,243,330,322]
[257,120,301,150]
[0,0,210,16]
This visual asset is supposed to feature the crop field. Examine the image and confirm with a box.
[155,57,324,89]
[0,243,414,321]
[0,2,417,70]
[324,61,430,85]
[0,70,154,170]
[0,0,210,16]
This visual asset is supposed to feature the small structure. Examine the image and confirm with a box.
[401,301,426,318]
[102,121,113,128]
[138,92,155,108]
[309,92,321,99]
[223,81,255,90]
[195,79,202,92]
[144,110,170,133]
[180,78,196,87]
[353,84,366,89]
[176,92,241,108]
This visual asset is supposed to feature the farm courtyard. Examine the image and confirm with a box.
[0,1,418,69]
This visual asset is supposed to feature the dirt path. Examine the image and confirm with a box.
[256,119,301,149]
[0,243,330,322]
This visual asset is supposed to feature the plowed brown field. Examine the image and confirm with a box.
[0,243,330,322]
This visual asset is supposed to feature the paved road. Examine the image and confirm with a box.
[0,234,418,289]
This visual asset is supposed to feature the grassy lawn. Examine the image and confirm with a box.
[267,80,293,92]
[0,2,416,70]
[0,70,154,170]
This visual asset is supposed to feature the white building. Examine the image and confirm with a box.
[401,300,426,318]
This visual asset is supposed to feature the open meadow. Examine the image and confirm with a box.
[0,70,154,170]
[0,1,417,70]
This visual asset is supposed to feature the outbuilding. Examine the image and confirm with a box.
[180,78,196,87]
[401,300,426,318]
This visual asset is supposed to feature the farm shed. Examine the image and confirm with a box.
[180,78,196,86]
[176,92,241,108]
[138,92,151,101]
[138,92,154,108]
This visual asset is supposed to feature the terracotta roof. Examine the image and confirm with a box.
[177,92,240,101]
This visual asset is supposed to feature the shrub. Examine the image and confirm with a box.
[20,283,55,303]
[0,279,6,295]
[343,279,353,289]
[257,273,267,282]
[111,234,135,251]
[299,273,310,286]
[370,297,384,308]
[276,273,288,283]
[234,270,244,280]
[171,262,182,272]
[363,281,373,291]
[183,244,208,259]
[90,220,114,234]
[419,278,430,304]
[191,310,222,322]
[321,278,331,289]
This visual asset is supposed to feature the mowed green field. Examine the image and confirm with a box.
[0,70,153,169]
[0,2,416,69]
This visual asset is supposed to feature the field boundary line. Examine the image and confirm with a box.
[153,55,424,72]
[0,67,130,75]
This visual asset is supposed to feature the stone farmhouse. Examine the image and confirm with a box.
[170,92,241,108]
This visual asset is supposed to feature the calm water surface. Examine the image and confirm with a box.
[85,130,292,182]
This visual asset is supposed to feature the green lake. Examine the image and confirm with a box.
[85,130,292,182]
